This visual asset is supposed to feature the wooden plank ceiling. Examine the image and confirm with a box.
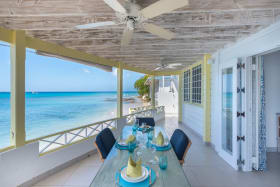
[0,0,280,72]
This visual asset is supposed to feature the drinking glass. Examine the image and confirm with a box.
[146,131,152,148]
[132,123,138,132]
[142,122,146,127]
[148,130,154,141]
[159,155,168,170]
[128,142,135,153]
[136,118,140,126]
[147,130,155,149]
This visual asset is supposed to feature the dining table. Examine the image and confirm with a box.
[90,125,191,187]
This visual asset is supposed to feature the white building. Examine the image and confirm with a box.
[180,21,280,171]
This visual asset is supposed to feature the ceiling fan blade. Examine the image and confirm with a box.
[167,66,178,69]
[103,0,126,14]
[121,28,134,46]
[75,21,117,29]
[168,63,182,67]
[143,23,175,40]
[154,67,162,71]
[140,0,189,20]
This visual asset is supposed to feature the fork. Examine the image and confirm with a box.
[115,169,121,187]
[149,167,152,186]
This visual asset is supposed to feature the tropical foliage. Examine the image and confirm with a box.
[134,75,150,97]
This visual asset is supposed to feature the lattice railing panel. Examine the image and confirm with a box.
[37,119,117,154]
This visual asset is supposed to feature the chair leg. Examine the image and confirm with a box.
[180,140,192,166]
[94,142,104,162]
[179,160,184,165]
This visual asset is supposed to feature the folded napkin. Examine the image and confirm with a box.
[156,132,164,146]
[127,156,142,178]
[125,135,136,144]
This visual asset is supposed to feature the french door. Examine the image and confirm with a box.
[219,59,240,170]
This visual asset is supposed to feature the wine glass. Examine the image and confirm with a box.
[132,123,138,132]
[136,118,140,127]
[148,130,154,141]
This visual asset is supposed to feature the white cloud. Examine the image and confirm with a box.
[112,68,117,76]
[82,68,91,74]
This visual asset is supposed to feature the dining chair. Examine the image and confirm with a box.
[94,128,116,162]
[136,117,155,127]
[170,129,192,165]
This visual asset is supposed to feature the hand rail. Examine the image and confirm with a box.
[26,117,120,144]
[0,145,15,153]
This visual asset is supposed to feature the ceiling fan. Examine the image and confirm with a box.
[154,62,183,71]
[75,0,189,46]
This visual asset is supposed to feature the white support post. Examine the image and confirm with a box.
[178,73,183,123]
[151,75,156,108]
[10,30,26,147]
[117,64,123,118]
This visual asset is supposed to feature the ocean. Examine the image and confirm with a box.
[0,91,138,149]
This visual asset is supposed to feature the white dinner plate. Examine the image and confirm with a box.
[121,166,148,183]
[152,141,169,147]
[118,140,127,146]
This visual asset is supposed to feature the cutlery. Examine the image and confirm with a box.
[149,167,152,186]
[115,169,121,187]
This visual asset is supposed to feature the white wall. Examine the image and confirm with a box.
[0,138,96,187]
[211,59,221,149]
[210,21,280,151]
[182,104,204,136]
[157,78,178,114]
[264,50,280,149]
[209,21,280,169]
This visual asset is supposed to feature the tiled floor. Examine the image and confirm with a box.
[33,115,280,187]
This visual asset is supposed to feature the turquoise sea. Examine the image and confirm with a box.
[0,91,138,148]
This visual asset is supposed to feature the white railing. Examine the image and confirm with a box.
[27,118,118,154]
[128,105,153,114]
[125,107,155,125]
[156,106,165,114]
[26,106,164,155]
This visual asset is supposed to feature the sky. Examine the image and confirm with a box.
[0,42,144,92]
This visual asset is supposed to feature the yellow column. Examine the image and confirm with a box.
[178,73,183,123]
[117,63,123,118]
[151,75,156,108]
[10,30,26,147]
[203,54,212,142]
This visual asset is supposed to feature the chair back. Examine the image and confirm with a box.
[95,128,116,160]
[170,129,191,164]
[136,117,155,127]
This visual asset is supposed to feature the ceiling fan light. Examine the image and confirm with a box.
[127,19,135,30]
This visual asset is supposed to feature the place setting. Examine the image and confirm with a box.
[147,131,172,152]
[115,155,157,187]
[115,134,138,152]
[136,123,154,133]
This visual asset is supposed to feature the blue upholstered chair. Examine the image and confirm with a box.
[136,117,155,127]
[170,129,192,165]
[94,128,116,162]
